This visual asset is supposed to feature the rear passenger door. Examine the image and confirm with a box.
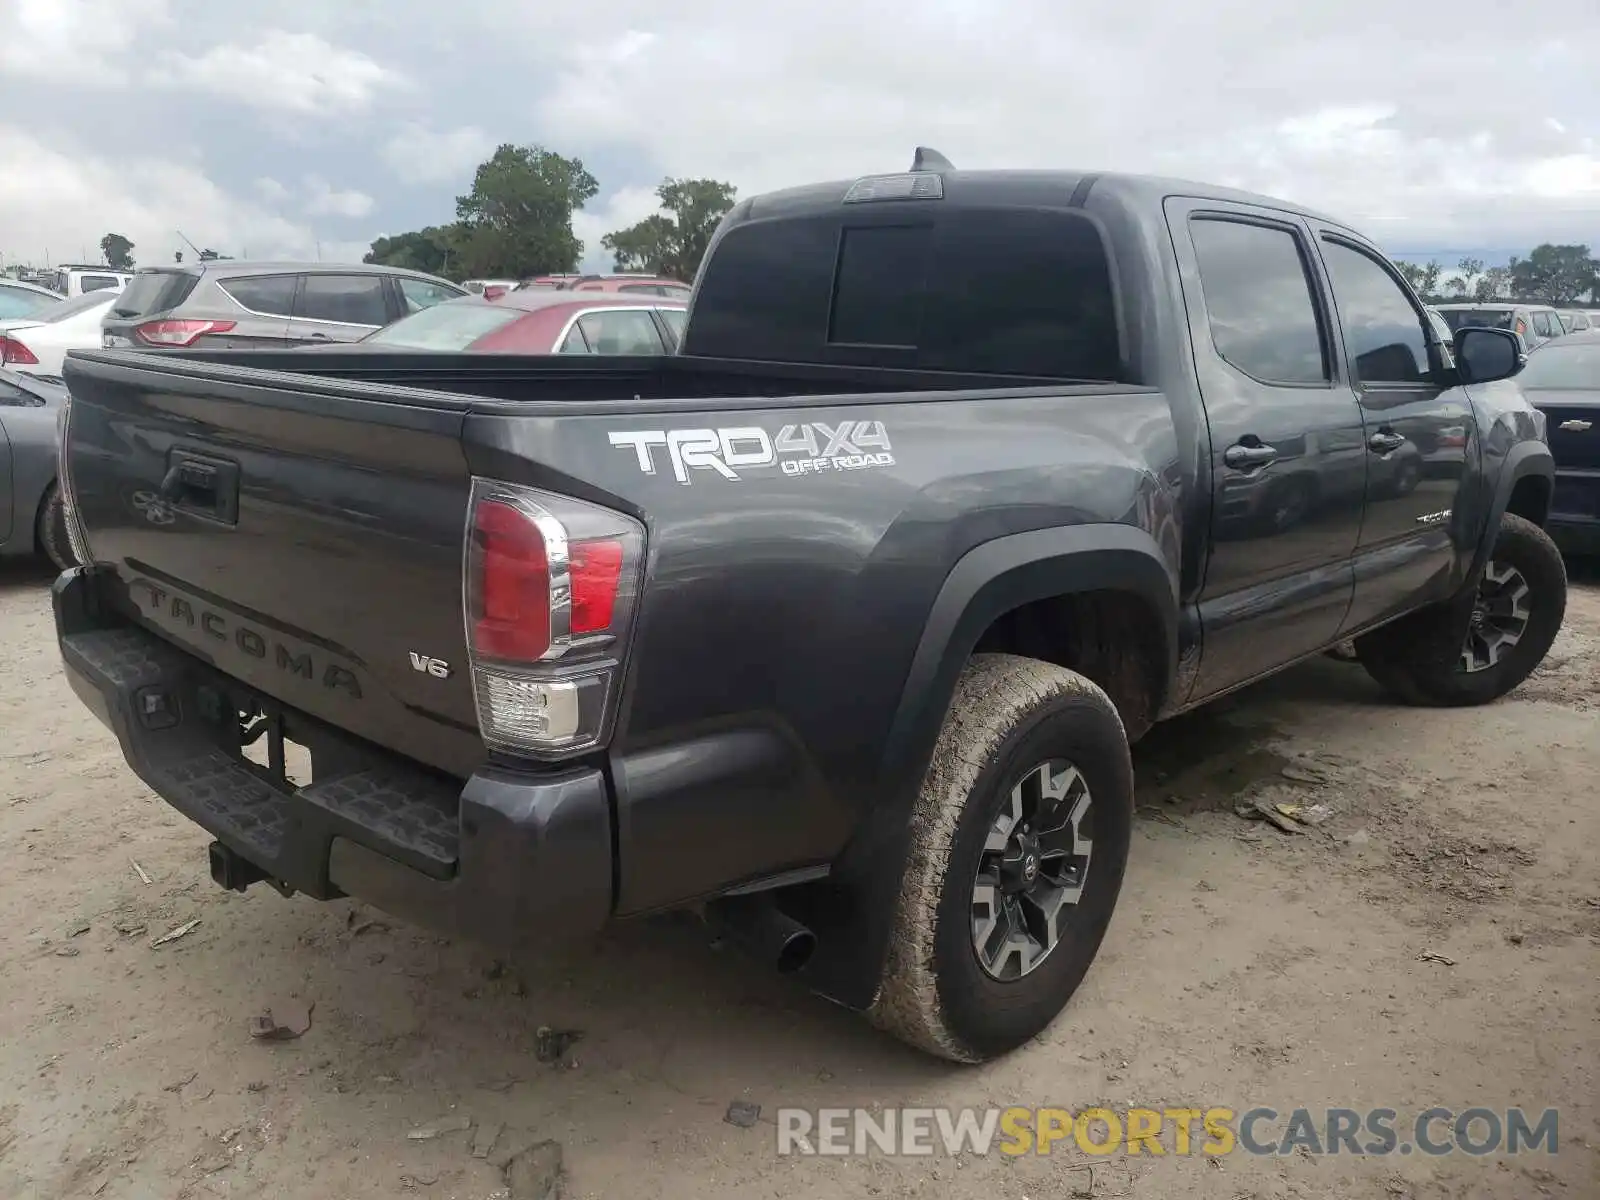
[1166,199,1365,700]
[286,273,391,344]
[1312,233,1474,630]
[559,308,667,355]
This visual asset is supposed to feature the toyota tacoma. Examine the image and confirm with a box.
[52,152,1565,1062]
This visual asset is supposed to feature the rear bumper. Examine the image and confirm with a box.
[53,567,614,949]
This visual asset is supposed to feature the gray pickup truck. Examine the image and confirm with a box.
[53,152,1564,1063]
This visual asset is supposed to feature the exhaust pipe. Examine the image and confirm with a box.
[705,894,817,974]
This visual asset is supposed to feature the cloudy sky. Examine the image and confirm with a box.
[0,0,1596,274]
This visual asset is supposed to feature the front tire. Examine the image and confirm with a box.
[866,654,1134,1063]
[36,484,76,572]
[1356,513,1566,706]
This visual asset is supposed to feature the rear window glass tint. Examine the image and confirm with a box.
[110,271,198,318]
[829,225,930,346]
[220,274,298,317]
[1438,308,1513,332]
[686,206,1121,379]
[363,302,524,350]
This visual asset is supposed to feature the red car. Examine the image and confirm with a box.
[358,289,688,354]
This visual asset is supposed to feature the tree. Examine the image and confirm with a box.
[1475,266,1509,302]
[1396,260,1442,299]
[1457,257,1484,299]
[365,225,462,278]
[452,143,598,278]
[600,177,738,282]
[1509,244,1597,305]
[100,233,135,271]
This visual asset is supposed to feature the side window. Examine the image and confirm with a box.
[1319,240,1431,384]
[297,274,389,326]
[0,380,42,407]
[573,309,664,354]
[399,277,462,313]
[557,324,590,353]
[220,274,298,317]
[1535,311,1558,336]
[1189,218,1329,385]
[656,307,687,348]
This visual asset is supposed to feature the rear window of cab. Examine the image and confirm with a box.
[685,205,1121,380]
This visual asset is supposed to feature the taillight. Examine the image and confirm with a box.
[463,478,644,757]
[135,319,236,347]
[0,336,38,365]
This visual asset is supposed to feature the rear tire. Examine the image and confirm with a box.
[1356,513,1565,707]
[866,653,1133,1063]
[36,484,76,572]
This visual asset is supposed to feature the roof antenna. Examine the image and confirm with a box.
[911,146,954,172]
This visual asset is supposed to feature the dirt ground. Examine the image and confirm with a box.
[1,558,1596,1200]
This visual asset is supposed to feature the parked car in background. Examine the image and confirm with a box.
[358,289,688,354]
[44,265,133,297]
[1434,302,1567,350]
[1557,310,1593,333]
[517,273,692,299]
[462,278,519,300]
[0,278,67,321]
[100,262,468,351]
[0,290,122,377]
[0,368,73,570]
[1518,330,1600,554]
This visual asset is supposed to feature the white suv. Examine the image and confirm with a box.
[44,266,134,298]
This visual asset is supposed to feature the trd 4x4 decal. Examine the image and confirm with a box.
[608,420,894,484]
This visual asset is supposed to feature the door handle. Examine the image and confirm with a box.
[1367,431,1406,453]
[306,332,331,341]
[1224,441,1279,469]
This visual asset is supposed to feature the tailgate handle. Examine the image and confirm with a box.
[160,451,240,525]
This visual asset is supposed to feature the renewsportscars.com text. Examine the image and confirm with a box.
[775,1106,1560,1158]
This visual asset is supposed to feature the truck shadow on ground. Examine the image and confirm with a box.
[0,557,56,594]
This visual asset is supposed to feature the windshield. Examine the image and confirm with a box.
[1438,308,1513,332]
[361,300,524,350]
[37,291,117,324]
[1519,341,1600,390]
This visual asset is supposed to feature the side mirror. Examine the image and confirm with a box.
[1454,326,1525,385]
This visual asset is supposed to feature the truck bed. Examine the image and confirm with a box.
[60,348,1145,785]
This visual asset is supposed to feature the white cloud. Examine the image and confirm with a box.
[301,176,375,220]
[0,125,329,267]
[380,123,497,186]
[572,184,667,271]
[254,177,291,206]
[149,32,404,118]
[4,1,1600,274]
[515,4,1600,251]
[0,0,169,83]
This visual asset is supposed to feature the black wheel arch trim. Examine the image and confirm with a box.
[1468,441,1554,584]
[797,523,1178,1012]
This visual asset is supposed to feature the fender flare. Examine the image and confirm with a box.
[805,523,1178,1011]
[1467,440,1554,583]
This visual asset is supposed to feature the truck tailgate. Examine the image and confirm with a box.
[62,353,485,778]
